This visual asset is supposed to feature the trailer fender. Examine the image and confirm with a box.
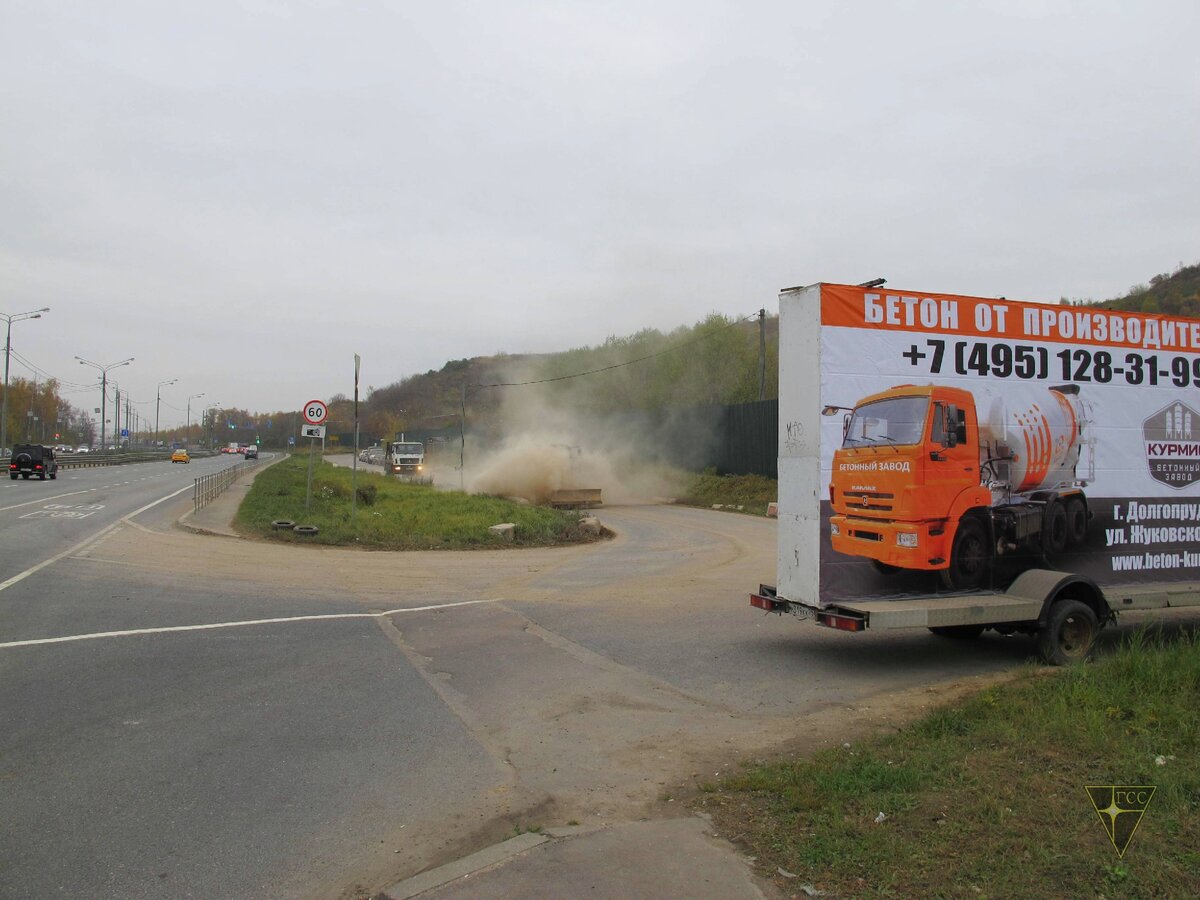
[1004,569,1111,627]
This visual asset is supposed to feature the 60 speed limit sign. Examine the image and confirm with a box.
[302,400,328,425]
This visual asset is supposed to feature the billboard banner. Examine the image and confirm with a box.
[806,283,1200,603]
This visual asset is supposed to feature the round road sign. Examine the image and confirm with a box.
[302,400,328,425]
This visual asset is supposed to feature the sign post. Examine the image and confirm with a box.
[352,355,361,527]
[302,400,328,513]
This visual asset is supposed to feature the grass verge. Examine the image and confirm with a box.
[236,454,605,549]
[675,470,777,515]
[699,627,1200,897]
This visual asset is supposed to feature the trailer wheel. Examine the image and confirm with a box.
[1065,496,1088,546]
[1038,599,1098,665]
[939,518,990,591]
[929,625,985,639]
[1042,501,1068,555]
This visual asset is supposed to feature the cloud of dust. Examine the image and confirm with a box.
[438,360,714,506]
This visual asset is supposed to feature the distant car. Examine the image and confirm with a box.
[243,446,258,460]
[76,446,90,453]
[10,444,58,480]
[171,449,190,464]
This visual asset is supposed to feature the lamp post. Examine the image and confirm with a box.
[1,308,49,453]
[185,393,204,448]
[75,356,133,451]
[155,379,177,449]
[206,404,221,449]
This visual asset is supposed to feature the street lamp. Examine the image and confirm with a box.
[155,379,177,449]
[75,355,133,451]
[1,308,49,453]
[185,393,204,448]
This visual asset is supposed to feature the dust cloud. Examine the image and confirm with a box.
[432,362,711,506]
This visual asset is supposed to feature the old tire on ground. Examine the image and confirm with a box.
[1038,599,1098,665]
[1065,496,1088,546]
[270,519,296,530]
[929,624,986,639]
[292,525,319,536]
[939,517,990,591]
[1042,500,1069,555]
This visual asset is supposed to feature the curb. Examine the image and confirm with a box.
[381,826,603,899]
[382,832,552,899]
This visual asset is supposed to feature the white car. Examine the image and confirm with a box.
[76,446,90,453]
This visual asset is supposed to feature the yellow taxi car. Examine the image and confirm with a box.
[171,448,190,464]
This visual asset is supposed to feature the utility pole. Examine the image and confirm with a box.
[76,357,133,451]
[155,379,176,449]
[758,308,767,401]
[1,308,49,452]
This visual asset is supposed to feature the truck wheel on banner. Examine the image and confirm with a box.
[939,517,990,591]
[1038,598,1098,665]
[1041,500,1069,555]
[1065,496,1088,546]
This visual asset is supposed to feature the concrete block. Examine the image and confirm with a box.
[766,501,779,518]
[488,523,516,541]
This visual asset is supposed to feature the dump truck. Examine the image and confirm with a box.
[384,440,426,478]
[827,382,1094,590]
[751,281,1200,663]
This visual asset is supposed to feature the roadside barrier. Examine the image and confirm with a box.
[193,461,255,512]
[0,450,220,470]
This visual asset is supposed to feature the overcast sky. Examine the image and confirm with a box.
[2,1,1197,426]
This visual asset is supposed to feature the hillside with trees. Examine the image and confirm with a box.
[355,312,778,443]
[1089,262,1200,316]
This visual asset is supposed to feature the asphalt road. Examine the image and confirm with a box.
[2,465,1149,898]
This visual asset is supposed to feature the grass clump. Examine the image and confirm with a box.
[701,627,1200,897]
[676,469,777,515]
[236,454,604,549]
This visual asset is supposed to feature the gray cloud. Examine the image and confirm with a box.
[1,0,1196,422]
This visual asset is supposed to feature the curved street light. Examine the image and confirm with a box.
[75,355,133,451]
[185,393,205,448]
[155,379,177,449]
[1,308,49,454]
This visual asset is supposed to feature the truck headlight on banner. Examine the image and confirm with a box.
[830,522,840,536]
[896,532,918,548]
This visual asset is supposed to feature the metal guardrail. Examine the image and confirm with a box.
[193,460,255,512]
[1,450,218,469]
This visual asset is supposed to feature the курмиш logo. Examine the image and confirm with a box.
[1086,785,1156,857]
[1143,401,1200,489]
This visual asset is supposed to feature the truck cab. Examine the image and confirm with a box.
[828,384,989,579]
[385,441,425,477]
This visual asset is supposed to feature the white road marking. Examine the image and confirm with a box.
[0,483,194,595]
[0,599,499,649]
[0,488,99,512]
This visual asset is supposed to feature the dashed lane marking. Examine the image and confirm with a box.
[0,599,499,649]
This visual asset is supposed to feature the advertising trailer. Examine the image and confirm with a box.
[751,282,1200,663]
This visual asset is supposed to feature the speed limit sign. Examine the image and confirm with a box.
[302,400,328,425]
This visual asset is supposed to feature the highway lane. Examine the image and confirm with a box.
[0,453,246,588]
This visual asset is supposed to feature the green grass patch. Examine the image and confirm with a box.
[701,628,1200,897]
[675,469,777,515]
[236,454,604,549]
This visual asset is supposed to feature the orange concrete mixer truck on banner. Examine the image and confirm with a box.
[751,282,1200,664]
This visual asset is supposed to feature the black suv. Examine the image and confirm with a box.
[10,444,58,480]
